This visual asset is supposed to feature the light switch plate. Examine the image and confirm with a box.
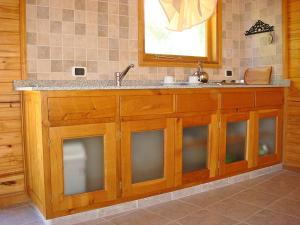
[72,67,87,77]
[225,69,233,77]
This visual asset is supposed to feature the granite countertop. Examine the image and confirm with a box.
[13,79,291,91]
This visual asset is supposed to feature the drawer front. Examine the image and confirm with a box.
[221,92,255,110]
[0,174,24,195]
[120,95,174,116]
[256,90,284,107]
[48,96,116,122]
[0,144,23,176]
[176,93,218,113]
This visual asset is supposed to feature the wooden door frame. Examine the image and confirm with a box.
[49,123,117,212]
[121,118,175,198]
[219,112,251,175]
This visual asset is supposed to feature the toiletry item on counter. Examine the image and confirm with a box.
[164,76,175,84]
[188,75,200,84]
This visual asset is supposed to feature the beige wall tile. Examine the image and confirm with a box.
[27,0,283,81]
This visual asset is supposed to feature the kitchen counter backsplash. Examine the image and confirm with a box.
[26,0,283,81]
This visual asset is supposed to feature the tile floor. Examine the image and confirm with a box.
[1,170,300,225]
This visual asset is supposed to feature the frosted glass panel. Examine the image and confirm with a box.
[226,121,247,163]
[183,126,208,173]
[63,136,104,195]
[131,130,164,183]
[259,117,276,156]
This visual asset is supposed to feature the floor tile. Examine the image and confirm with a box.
[74,218,113,225]
[236,174,273,188]
[0,205,43,225]
[146,200,199,220]
[232,189,279,207]
[251,180,296,196]
[207,198,261,221]
[268,198,300,218]
[212,183,246,197]
[109,209,171,225]
[246,209,300,225]
[180,190,225,208]
[268,173,300,187]
[286,187,300,201]
[177,209,238,225]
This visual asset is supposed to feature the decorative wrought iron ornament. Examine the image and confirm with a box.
[245,20,274,36]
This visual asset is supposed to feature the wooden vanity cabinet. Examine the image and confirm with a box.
[22,88,285,219]
[49,123,117,212]
[219,91,255,176]
[219,112,252,175]
[252,109,283,167]
[249,89,284,168]
[121,118,175,197]
[174,93,219,186]
[120,94,176,197]
[175,114,219,186]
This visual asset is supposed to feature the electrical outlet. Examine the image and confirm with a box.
[225,69,233,77]
[72,67,87,77]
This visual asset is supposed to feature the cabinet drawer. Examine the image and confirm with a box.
[48,96,116,122]
[176,93,218,113]
[256,90,284,107]
[221,92,255,110]
[120,95,174,116]
[0,174,24,195]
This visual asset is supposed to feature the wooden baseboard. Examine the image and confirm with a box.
[0,192,29,208]
[283,165,300,173]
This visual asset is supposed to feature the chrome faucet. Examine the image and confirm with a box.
[115,64,134,86]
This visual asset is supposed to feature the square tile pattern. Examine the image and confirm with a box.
[1,168,300,225]
[26,0,283,81]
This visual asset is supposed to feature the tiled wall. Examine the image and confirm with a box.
[239,0,283,80]
[26,0,282,81]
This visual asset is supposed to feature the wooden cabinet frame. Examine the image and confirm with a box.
[121,118,175,197]
[219,112,252,175]
[49,123,117,212]
[251,109,283,167]
[22,88,285,218]
[175,114,219,186]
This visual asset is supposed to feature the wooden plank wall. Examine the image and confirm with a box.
[0,0,27,207]
[283,0,300,170]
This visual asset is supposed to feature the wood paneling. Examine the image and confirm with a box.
[283,0,300,169]
[0,144,23,176]
[0,0,26,207]
[0,174,24,195]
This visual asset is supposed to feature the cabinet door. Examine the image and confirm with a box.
[121,118,175,197]
[254,109,283,166]
[220,113,250,175]
[49,123,117,212]
[175,115,219,186]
